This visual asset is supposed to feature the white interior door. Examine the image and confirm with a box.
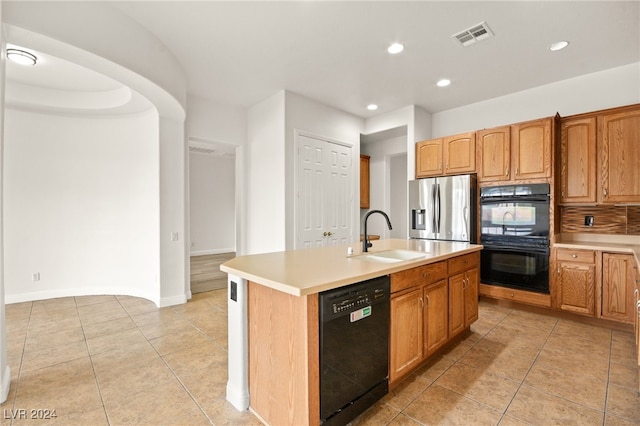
[297,134,353,248]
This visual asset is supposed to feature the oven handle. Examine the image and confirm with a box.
[481,244,549,255]
[480,195,549,203]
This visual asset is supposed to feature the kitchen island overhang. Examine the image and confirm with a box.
[221,239,483,425]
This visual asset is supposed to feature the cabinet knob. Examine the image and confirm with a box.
[422,273,428,278]
[505,167,509,177]
[572,254,577,258]
[603,188,608,197]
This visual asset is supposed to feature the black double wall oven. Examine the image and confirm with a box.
[480,184,551,294]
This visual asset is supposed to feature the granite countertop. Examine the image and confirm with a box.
[220,238,483,296]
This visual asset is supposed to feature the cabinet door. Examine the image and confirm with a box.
[360,155,370,209]
[390,288,424,383]
[416,139,443,178]
[512,118,552,180]
[477,126,510,182]
[560,117,597,204]
[448,272,465,337]
[443,132,476,175]
[601,253,635,324]
[464,268,479,326]
[424,280,448,356]
[600,109,640,203]
[556,261,595,316]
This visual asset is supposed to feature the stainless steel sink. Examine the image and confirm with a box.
[351,249,428,263]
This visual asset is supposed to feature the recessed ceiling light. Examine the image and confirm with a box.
[387,43,404,54]
[437,79,451,87]
[367,104,378,111]
[6,48,37,66]
[549,41,569,52]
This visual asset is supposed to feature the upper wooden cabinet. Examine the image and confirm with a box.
[416,132,475,178]
[600,108,640,203]
[477,126,510,182]
[444,132,476,175]
[559,117,597,204]
[511,117,553,180]
[416,138,443,177]
[477,118,553,183]
[360,155,370,209]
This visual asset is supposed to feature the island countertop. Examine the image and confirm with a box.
[220,238,483,296]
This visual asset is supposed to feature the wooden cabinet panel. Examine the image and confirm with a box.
[448,252,480,276]
[448,272,465,337]
[390,288,424,383]
[444,132,476,175]
[556,248,595,263]
[600,109,640,203]
[512,118,553,180]
[477,126,510,182]
[424,280,448,356]
[560,117,597,204]
[557,261,596,316]
[601,253,635,324]
[555,248,596,316]
[360,155,370,209]
[464,267,479,325]
[416,139,443,178]
[391,261,447,293]
[416,133,476,178]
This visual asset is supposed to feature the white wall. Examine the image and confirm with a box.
[0,7,9,404]
[189,153,235,254]
[186,95,246,146]
[3,108,161,304]
[361,134,408,238]
[390,154,408,239]
[432,62,640,137]
[245,91,286,254]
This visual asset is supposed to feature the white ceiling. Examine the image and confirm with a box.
[5,1,640,118]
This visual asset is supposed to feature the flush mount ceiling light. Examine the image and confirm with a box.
[367,104,378,111]
[437,79,451,87]
[549,41,569,52]
[7,48,37,66]
[387,43,404,54]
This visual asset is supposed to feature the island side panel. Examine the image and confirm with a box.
[248,281,319,426]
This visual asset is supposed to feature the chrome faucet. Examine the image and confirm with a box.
[363,210,393,252]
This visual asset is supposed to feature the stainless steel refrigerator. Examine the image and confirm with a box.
[408,174,477,242]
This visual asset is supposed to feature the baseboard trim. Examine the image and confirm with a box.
[190,248,235,256]
[4,286,160,307]
[159,294,187,307]
[1,365,11,404]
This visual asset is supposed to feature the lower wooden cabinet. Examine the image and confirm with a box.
[601,253,635,324]
[554,248,638,325]
[424,280,448,356]
[555,248,596,316]
[389,252,480,386]
[389,288,424,381]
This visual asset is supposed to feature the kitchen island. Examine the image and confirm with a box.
[221,238,483,426]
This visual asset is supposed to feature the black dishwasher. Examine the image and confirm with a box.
[319,275,390,426]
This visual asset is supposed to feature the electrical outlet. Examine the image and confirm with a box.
[171,232,179,241]
[584,215,594,227]
[32,272,40,281]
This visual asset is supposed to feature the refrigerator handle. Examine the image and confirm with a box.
[435,183,441,233]
[431,184,437,231]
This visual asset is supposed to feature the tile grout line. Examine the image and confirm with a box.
[76,296,112,426]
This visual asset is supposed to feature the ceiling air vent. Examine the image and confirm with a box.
[452,21,494,47]
[189,146,217,155]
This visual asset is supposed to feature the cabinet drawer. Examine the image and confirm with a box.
[556,248,595,263]
[391,261,447,293]
[448,252,480,276]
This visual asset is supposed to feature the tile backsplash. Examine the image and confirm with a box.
[560,206,640,235]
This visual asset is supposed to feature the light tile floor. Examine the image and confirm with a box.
[1,290,639,425]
